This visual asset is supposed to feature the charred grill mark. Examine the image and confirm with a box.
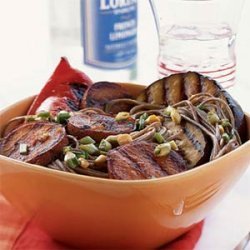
[146,87,152,103]
[164,77,169,106]
[136,91,146,102]
[148,79,165,105]
[66,98,78,111]
[162,79,167,105]
[183,126,203,154]
[164,120,208,168]
[181,122,208,167]
[162,80,165,105]
[179,73,186,101]
[7,122,45,155]
[138,146,168,177]
[164,74,184,105]
[81,125,91,129]
[86,98,98,109]
[108,150,146,179]
[101,118,113,131]
[0,122,68,166]
[136,71,246,142]
[67,113,136,141]
[201,77,219,97]
[155,151,187,175]
[107,141,188,180]
[119,150,147,177]
[184,72,201,98]
[83,82,132,110]
[70,83,88,102]
[180,73,186,101]
[119,144,167,178]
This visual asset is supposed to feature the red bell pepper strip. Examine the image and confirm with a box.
[27,57,92,115]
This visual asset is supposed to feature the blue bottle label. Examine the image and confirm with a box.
[81,0,137,69]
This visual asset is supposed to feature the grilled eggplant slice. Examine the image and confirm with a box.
[67,113,136,142]
[107,141,187,180]
[164,120,210,168]
[81,81,132,110]
[0,122,68,166]
[137,72,247,142]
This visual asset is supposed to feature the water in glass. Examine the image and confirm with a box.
[158,23,236,87]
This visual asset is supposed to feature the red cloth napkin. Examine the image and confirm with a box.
[0,196,204,250]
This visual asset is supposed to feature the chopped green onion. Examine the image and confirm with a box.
[221,119,231,128]
[99,151,108,155]
[138,113,148,130]
[63,146,72,154]
[19,143,28,155]
[154,132,165,144]
[37,111,50,119]
[79,136,95,145]
[197,104,207,111]
[64,151,76,161]
[141,113,148,120]
[106,135,118,144]
[99,139,112,152]
[71,150,89,159]
[154,143,171,157]
[64,152,79,168]
[66,158,79,168]
[222,133,230,143]
[26,115,36,122]
[207,111,220,125]
[56,111,70,123]
[79,144,99,155]
[76,153,88,159]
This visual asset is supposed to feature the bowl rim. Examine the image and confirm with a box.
[0,95,250,186]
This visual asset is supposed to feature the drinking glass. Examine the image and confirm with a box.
[150,0,245,88]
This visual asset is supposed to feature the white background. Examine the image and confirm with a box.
[0,1,249,249]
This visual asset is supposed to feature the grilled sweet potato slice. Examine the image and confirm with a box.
[81,81,132,110]
[164,120,210,168]
[0,122,68,166]
[67,113,136,141]
[107,141,187,180]
[105,99,139,114]
[137,72,247,142]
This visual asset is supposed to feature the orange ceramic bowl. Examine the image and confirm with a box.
[0,85,250,248]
